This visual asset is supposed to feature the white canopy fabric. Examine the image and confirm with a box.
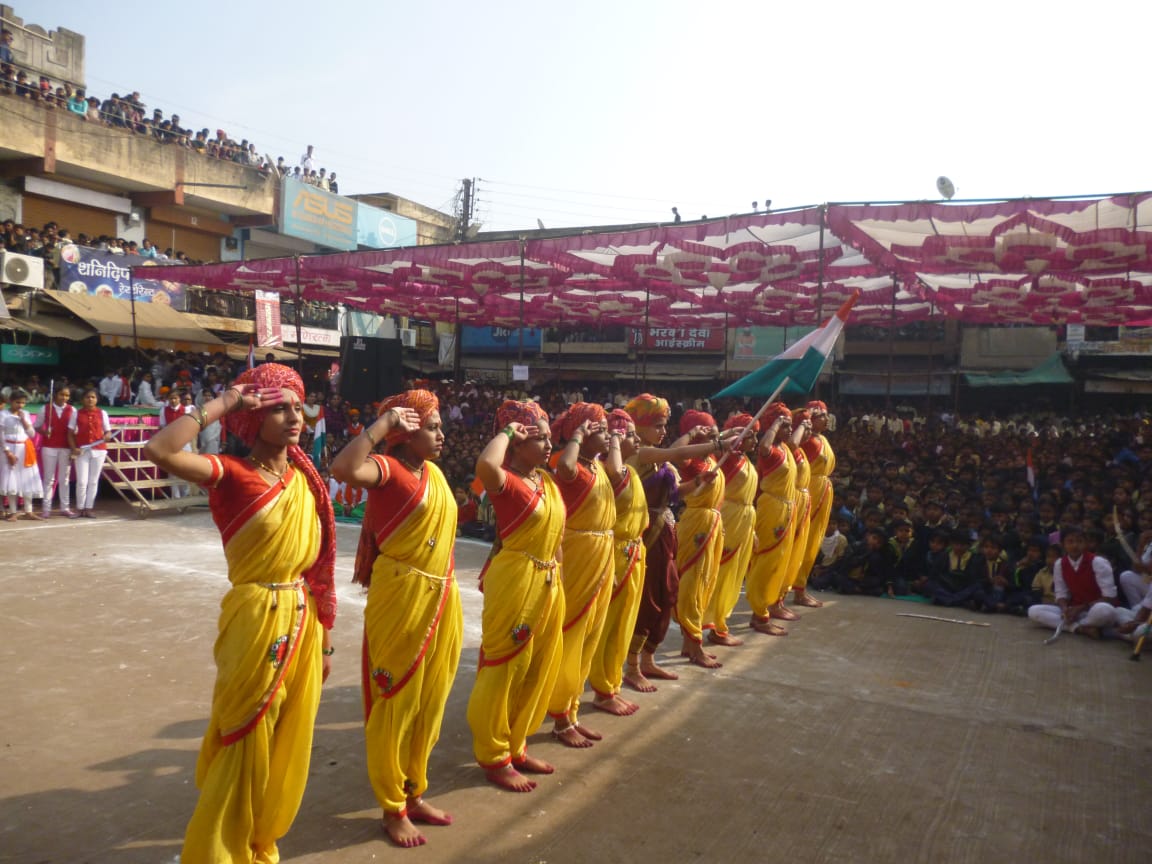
[134,193,1152,329]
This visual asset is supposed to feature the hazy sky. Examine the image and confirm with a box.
[19,0,1152,231]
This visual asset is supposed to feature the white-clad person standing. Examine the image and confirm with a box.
[1027,525,1118,639]
[36,384,79,518]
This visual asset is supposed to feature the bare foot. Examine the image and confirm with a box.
[623,667,658,693]
[592,693,640,715]
[769,603,799,621]
[751,617,789,636]
[707,630,744,647]
[638,654,680,680]
[680,638,718,661]
[383,813,426,848]
[512,753,555,774]
[407,798,452,826]
[485,763,537,792]
[573,722,602,740]
[681,642,722,668]
[793,591,824,608]
[552,724,594,748]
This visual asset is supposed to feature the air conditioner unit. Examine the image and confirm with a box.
[0,252,45,289]
[399,328,417,348]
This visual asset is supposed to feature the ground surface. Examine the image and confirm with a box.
[2,503,1150,864]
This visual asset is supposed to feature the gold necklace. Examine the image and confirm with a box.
[395,454,424,475]
[250,455,289,487]
[508,465,539,488]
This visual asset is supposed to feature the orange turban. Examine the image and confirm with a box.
[607,408,633,434]
[763,401,792,427]
[724,412,759,434]
[378,389,439,445]
[792,408,811,425]
[495,399,548,433]
[553,401,606,441]
[679,409,716,437]
[624,393,669,427]
[224,362,336,629]
[807,400,828,415]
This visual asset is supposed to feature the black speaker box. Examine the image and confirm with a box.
[339,337,403,405]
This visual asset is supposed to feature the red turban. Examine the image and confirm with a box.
[792,408,811,425]
[495,399,548,433]
[553,401,606,441]
[679,409,716,437]
[607,408,633,434]
[377,389,439,445]
[807,400,828,415]
[227,363,336,629]
[763,401,792,428]
[724,412,759,434]
[624,393,669,427]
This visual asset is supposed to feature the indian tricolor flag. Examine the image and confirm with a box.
[714,293,859,398]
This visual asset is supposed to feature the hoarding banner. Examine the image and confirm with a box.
[461,326,543,354]
[1,343,59,365]
[254,289,283,347]
[355,202,418,249]
[280,177,357,251]
[60,244,187,310]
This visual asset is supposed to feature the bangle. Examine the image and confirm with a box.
[226,387,243,413]
[570,436,584,445]
[502,426,516,441]
[363,427,378,446]
[180,411,203,429]
[321,646,335,656]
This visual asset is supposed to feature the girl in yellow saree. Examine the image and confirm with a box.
[144,363,337,864]
[704,412,760,647]
[467,401,565,793]
[546,402,617,747]
[589,410,647,716]
[746,404,797,637]
[330,390,462,849]
[674,409,727,668]
[780,409,814,612]
[794,400,834,608]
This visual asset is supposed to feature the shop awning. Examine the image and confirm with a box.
[962,353,1073,387]
[1,313,96,340]
[42,291,225,351]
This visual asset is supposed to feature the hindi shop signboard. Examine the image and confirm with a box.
[280,177,358,251]
[629,326,725,352]
[59,245,188,310]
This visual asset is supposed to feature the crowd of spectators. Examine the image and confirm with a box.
[1,29,339,186]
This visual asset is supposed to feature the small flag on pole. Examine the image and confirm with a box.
[713,293,859,399]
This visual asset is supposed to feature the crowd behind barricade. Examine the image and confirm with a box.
[1,29,338,188]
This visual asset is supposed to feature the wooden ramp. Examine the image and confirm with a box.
[101,417,206,516]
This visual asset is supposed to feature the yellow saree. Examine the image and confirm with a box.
[745,446,797,620]
[705,455,757,637]
[797,433,836,589]
[675,457,726,644]
[589,464,648,699]
[547,461,616,724]
[183,460,323,864]
[782,447,812,601]
[359,457,463,816]
[467,471,565,768]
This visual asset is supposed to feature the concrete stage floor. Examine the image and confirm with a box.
[2,505,1150,864]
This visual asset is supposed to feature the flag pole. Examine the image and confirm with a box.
[713,375,791,473]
